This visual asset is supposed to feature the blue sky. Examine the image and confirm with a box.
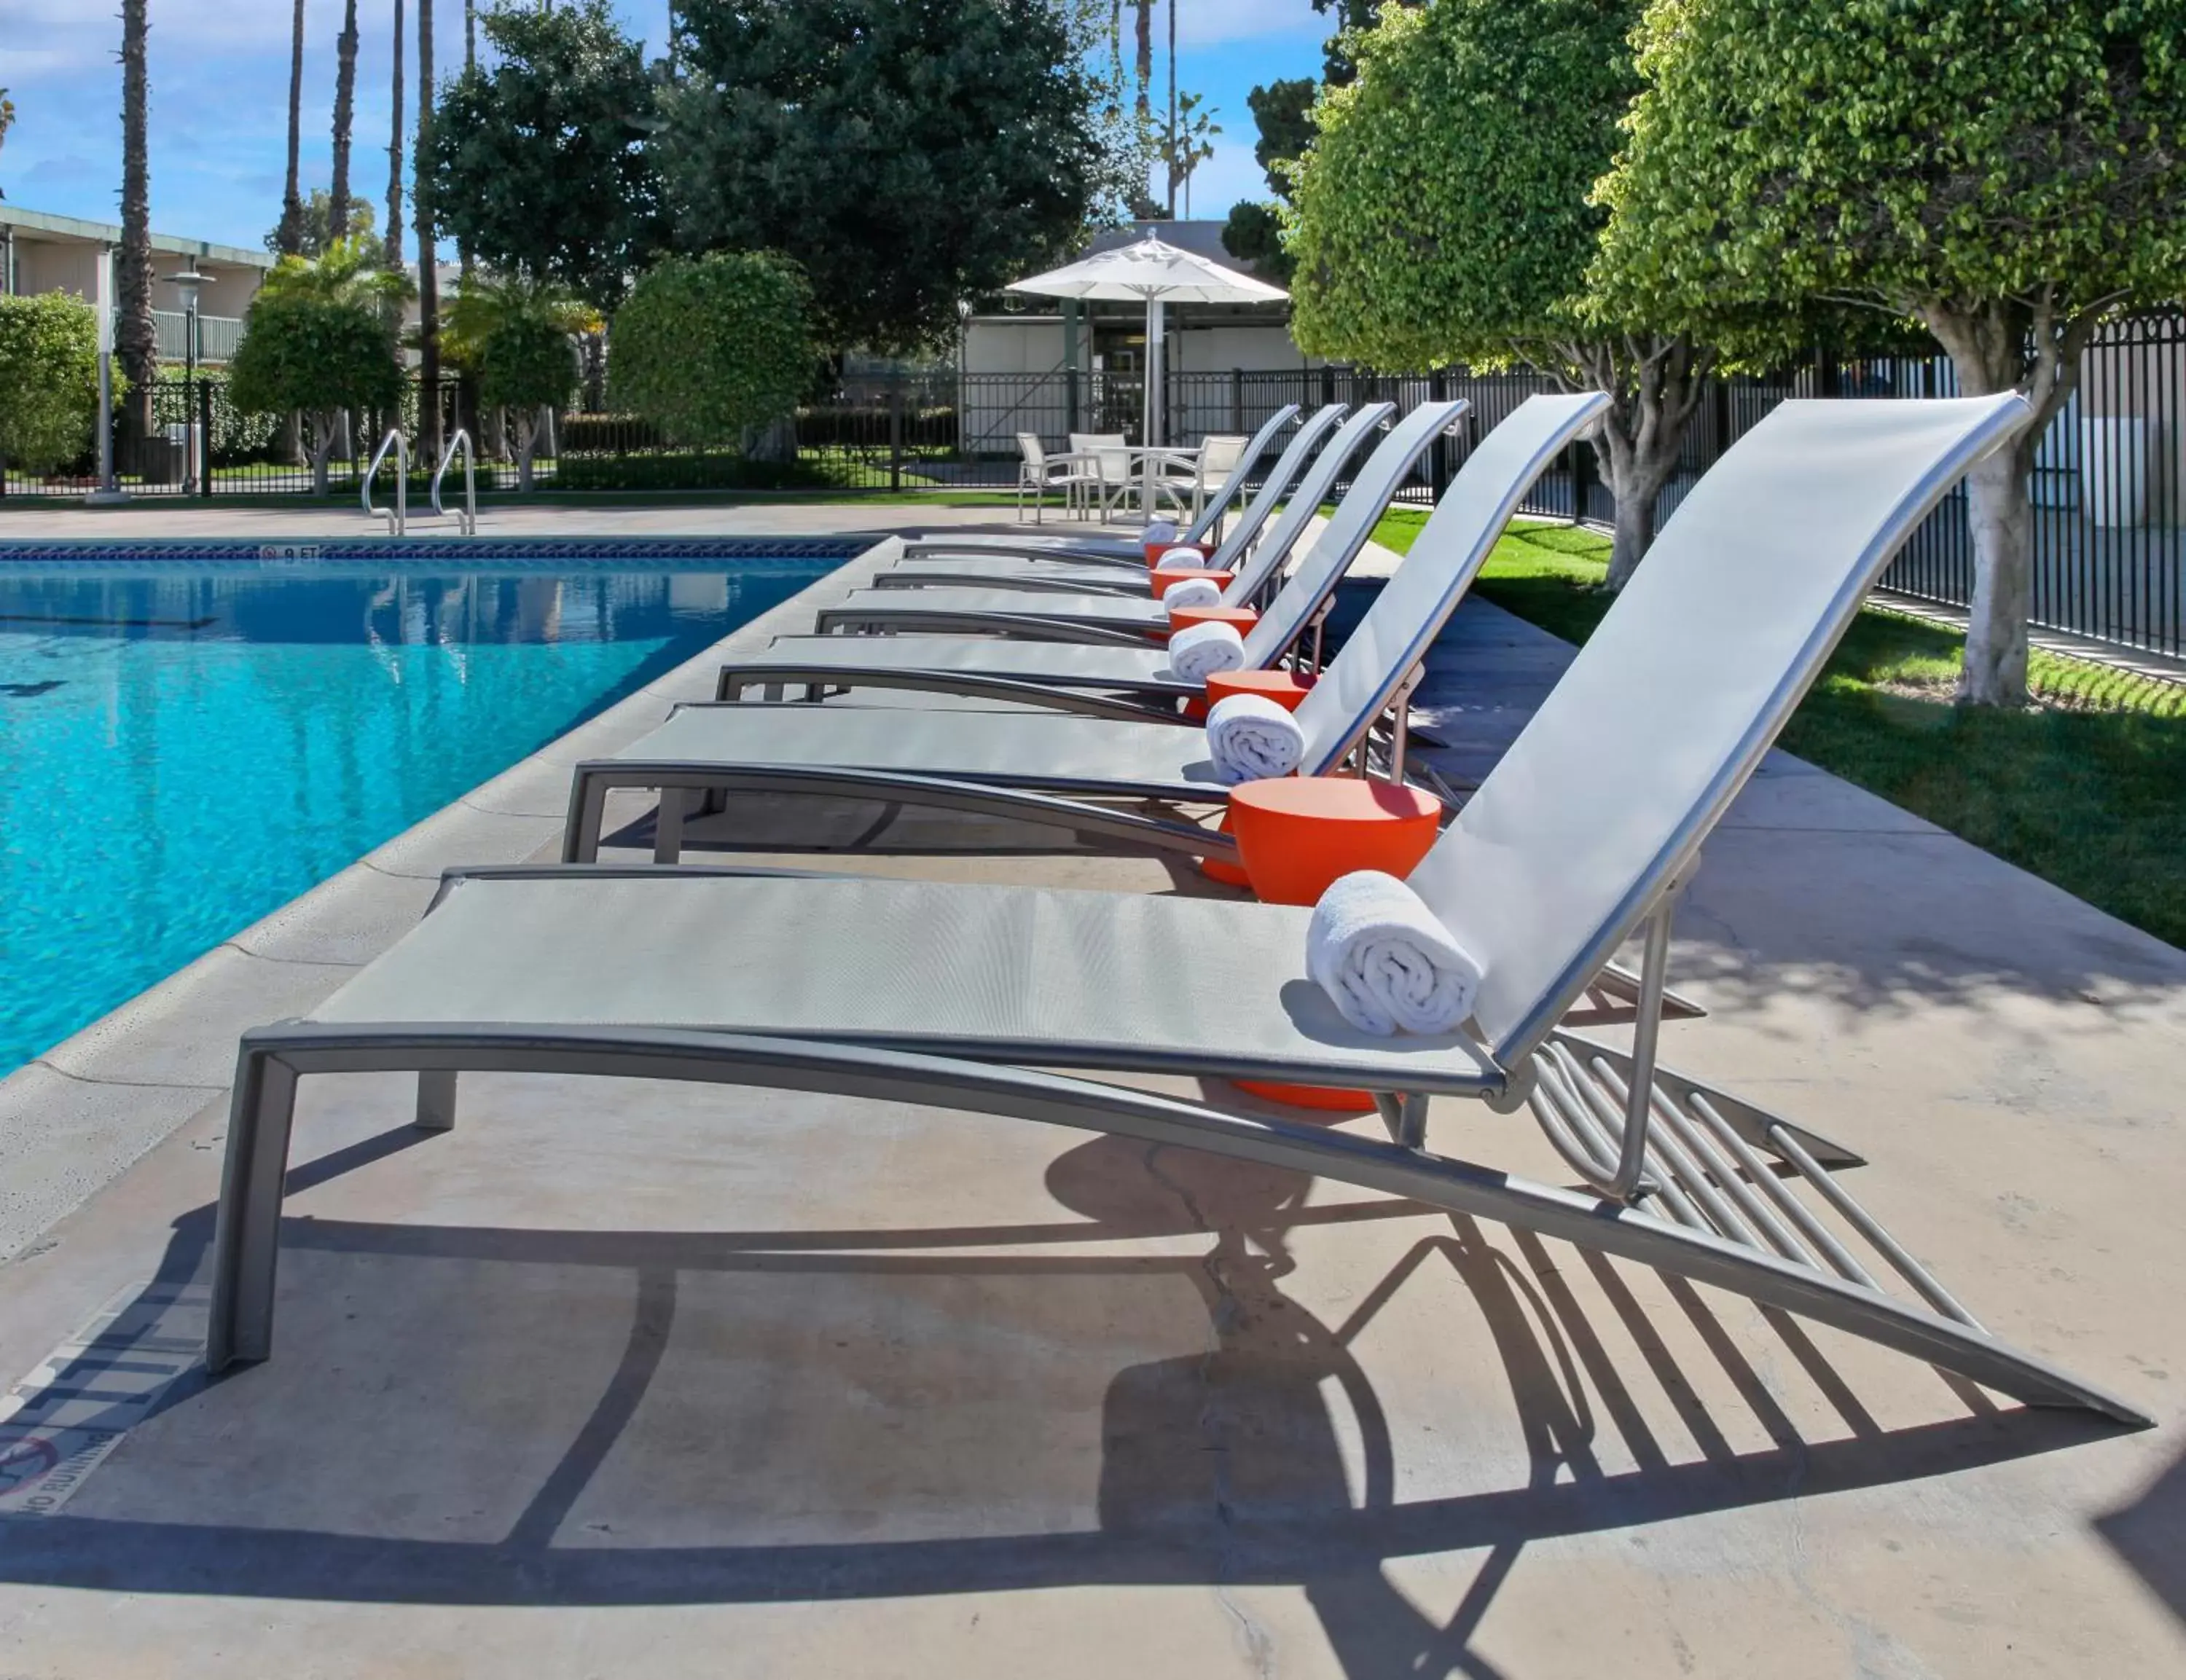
[0,0,1328,254]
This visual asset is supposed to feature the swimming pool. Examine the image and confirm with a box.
[0,541,849,1074]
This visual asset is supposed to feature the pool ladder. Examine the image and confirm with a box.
[431,430,477,537]
[362,429,478,538]
[362,430,408,536]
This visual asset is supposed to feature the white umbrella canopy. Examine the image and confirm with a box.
[1008,236,1290,521]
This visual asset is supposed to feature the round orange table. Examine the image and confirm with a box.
[1151,566,1236,599]
[1227,775,1444,1114]
[1204,668,1315,711]
[1145,539,1206,565]
[1186,667,1315,725]
[1165,602,1258,641]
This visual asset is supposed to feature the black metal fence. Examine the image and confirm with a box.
[3,311,2178,656]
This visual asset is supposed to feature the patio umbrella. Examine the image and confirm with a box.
[1007,235,1289,522]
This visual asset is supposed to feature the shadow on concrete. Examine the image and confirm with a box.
[2096,1445,2186,1628]
[0,1123,2115,1680]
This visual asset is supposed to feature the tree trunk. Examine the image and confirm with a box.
[415,0,441,463]
[1916,295,2094,708]
[330,0,360,241]
[1572,334,1710,589]
[310,415,336,497]
[116,0,157,442]
[1133,0,1152,162]
[385,0,406,270]
[277,0,307,255]
[1959,444,2035,704]
[517,412,536,494]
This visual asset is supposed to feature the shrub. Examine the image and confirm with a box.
[609,252,813,448]
[0,293,104,475]
[557,411,662,453]
[552,451,826,492]
[228,289,406,494]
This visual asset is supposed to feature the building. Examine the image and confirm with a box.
[0,204,272,366]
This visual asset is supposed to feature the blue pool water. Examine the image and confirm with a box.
[0,549,840,1073]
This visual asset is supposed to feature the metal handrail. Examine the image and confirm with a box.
[431,428,477,536]
[362,429,408,536]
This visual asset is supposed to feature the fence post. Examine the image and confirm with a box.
[1231,368,1244,434]
[200,380,216,499]
[1065,365,1081,434]
[1429,369,1452,501]
[889,378,904,493]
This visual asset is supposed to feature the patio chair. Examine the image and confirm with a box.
[885,404,1344,592]
[909,404,1307,565]
[709,395,1607,716]
[1164,433,1248,527]
[1070,433,1135,522]
[207,391,2147,1425]
[1012,433,1094,525]
[809,401,1409,638]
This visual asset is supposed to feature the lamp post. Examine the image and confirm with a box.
[85,243,128,505]
[162,263,204,492]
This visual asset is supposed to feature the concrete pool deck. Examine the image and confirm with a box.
[0,518,2180,1676]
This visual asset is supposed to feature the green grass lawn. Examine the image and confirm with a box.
[1371,512,2186,950]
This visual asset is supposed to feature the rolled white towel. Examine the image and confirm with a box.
[1142,518,1180,548]
[1161,576,1224,611]
[1206,692,1304,784]
[1167,619,1247,682]
[1159,544,1207,566]
[1306,871,1483,1037]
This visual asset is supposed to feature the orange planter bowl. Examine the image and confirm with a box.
[1145,540,1207,566]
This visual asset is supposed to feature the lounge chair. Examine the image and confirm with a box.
[562,395,1481,864]
[710,395,1607,718]
[207,391,2146,1424]
[906,404,1307,565]
[807,400,1419,638]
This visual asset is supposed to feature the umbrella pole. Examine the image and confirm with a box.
[1143,295,1165,525]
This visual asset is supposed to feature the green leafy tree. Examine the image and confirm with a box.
[0,88,16,182]
[1315,0,1423,85]
[1287,0,1734,584]
[229,238,412,494]
[265,191,377,259]
[1591,0,2186,707]
[0,294,105,474]
[655,0,1102,352]
[1246,79,1317,195]
[609,252,812,451]
[429,1,662,311]
[443,276,592,490]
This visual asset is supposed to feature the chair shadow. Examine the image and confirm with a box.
[4,1123,2118,1680]
[2096,1445,2186,1627]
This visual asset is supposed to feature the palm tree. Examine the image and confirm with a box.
[414,0,441,460]
[117,0,157,441]
[442,275,595,490]
[0,88,16,185]
[384,0,405,270]
[276,0,307,254]
[329,0,359,238]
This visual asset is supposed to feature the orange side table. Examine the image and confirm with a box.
[1228,775,1445,1115]
[1145,539,1206,565]
[1186,666,1315,725]
[1164,602,1258,643]
[1151,566,1237,598]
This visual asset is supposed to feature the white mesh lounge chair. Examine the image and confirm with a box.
[568,398,1471,865]
[710,396,1606,718]
[908,404,1309,567]
[870,403,1431,605]
[207,392,2147,1424]
[879,404,1344,596]
[810,401,1413,639]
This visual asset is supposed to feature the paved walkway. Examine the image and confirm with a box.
[0,536,2179,1676]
